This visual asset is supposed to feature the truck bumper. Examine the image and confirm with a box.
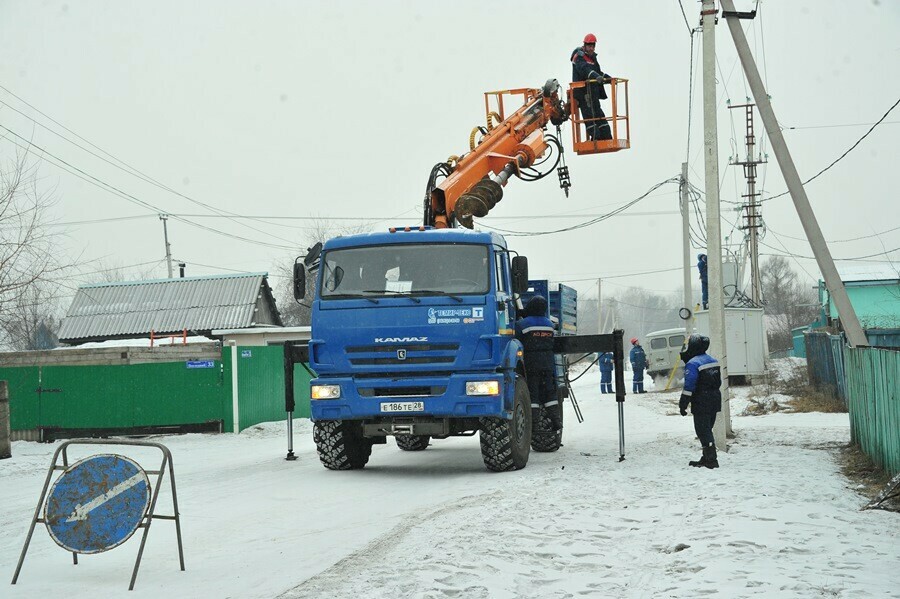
[310,373,507,421]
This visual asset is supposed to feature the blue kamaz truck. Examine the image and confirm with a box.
[295,227,535,472]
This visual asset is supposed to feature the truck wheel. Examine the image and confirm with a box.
[531,405,563,453]
[313,420,373,470]
[479,375,531,472]
[395,434,430,451]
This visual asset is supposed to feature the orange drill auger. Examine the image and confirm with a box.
[423,76,630,229]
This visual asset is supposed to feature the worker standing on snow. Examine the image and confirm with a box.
[516,296,562,431]
[629,337,647,394]
[571,33,613,141]
[598,351,614,394]
[678,334,722,469]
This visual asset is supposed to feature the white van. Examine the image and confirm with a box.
[645,328,688,378]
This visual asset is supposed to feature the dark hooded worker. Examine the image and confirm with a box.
[697,253,709,310]
[570,33,613,142]
[515,296,562,432]
[678,334,722,469]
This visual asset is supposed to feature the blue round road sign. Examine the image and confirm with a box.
[44,454,151,554]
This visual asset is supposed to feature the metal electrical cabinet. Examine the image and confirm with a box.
[694,307,766,376]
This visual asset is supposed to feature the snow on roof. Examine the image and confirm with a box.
[836,261,900,282]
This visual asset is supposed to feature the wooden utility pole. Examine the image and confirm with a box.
[720,0,868,347]
[701,0,731,450]
[1,381,11,459]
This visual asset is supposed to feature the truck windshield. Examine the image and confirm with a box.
[319,243,490,299]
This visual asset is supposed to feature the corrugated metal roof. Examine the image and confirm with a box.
[58,272,283,343]
[837,262,900,282]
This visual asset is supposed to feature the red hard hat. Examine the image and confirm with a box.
[630,337,638,345]
[584,33,597,44]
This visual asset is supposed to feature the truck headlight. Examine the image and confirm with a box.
[311,385,341,399]
[466,381,500,396]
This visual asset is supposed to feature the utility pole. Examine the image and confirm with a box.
[729,103,766,305]
[160,214,174,279]
[681,162,693,339]
[701,0,731,450]
[720,0,868,347]
[597,278,603,334]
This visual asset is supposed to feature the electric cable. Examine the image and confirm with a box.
[761,96,900,203]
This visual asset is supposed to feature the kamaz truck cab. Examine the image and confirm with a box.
[295,226,533,471]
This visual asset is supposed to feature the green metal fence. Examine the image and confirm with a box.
[1,345,312,437]
[844,347,900,476]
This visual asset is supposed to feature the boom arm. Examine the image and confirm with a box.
[426,79,567,229]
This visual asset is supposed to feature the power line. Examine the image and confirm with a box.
[783,120,900,131]
[0,85,300,244]
[676,0,694,35]
[0,129,297,251]
[762,95,900,203]
[765,223,900,245]
[479,177,680,236]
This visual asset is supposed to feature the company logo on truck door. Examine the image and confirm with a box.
[374,337,428,343]
[427,307,484,325]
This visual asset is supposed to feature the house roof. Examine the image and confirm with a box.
[836,261,900,283]
[58,272,283,344]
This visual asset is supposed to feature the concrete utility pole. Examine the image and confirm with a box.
[729,103,766,305]
[681,162,693,339]
[701,0,731,449]
[160,214,174,279]
[720,0,869,348]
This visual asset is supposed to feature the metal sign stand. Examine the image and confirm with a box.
[11,439,185,591]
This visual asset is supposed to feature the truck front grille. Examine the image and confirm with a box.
[346,343,459,367]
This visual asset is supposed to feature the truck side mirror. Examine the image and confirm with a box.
[511,256,529,294]
[293,260,306,301]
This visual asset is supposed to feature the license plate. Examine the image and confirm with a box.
[380,401,425,413]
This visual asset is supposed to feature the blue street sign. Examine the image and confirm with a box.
[44,454,151,554]
[241,349,252,358]
[186,360,215,369]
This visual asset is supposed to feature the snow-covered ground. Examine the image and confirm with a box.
[2,364,898,598]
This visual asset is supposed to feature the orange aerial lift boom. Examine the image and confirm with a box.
[424,76,630,229]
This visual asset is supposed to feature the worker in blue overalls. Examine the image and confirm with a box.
[598,352,614,394]
[629,337,647,394]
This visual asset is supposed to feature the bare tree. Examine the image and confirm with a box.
[760,256,819,351]
[0,280,61,350]
[0,151,68,349]
[274,219,370,326]
[600,287,682,342]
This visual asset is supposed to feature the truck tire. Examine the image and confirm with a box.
[531,404,563,452]
[479,375,531,472]
[313,420,373,470]
[395,434,430,451]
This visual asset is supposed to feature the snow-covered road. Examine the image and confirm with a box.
[2,373,897,598]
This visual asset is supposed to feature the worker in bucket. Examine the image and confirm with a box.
[515,296,562,431]
[598,351,614,394]
[629,337,647,394]
[678,334,722,469]
[570,33,613,141]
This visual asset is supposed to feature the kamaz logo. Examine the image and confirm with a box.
[375,337,428,343]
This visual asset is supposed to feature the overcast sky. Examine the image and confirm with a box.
[1,0,898,308]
